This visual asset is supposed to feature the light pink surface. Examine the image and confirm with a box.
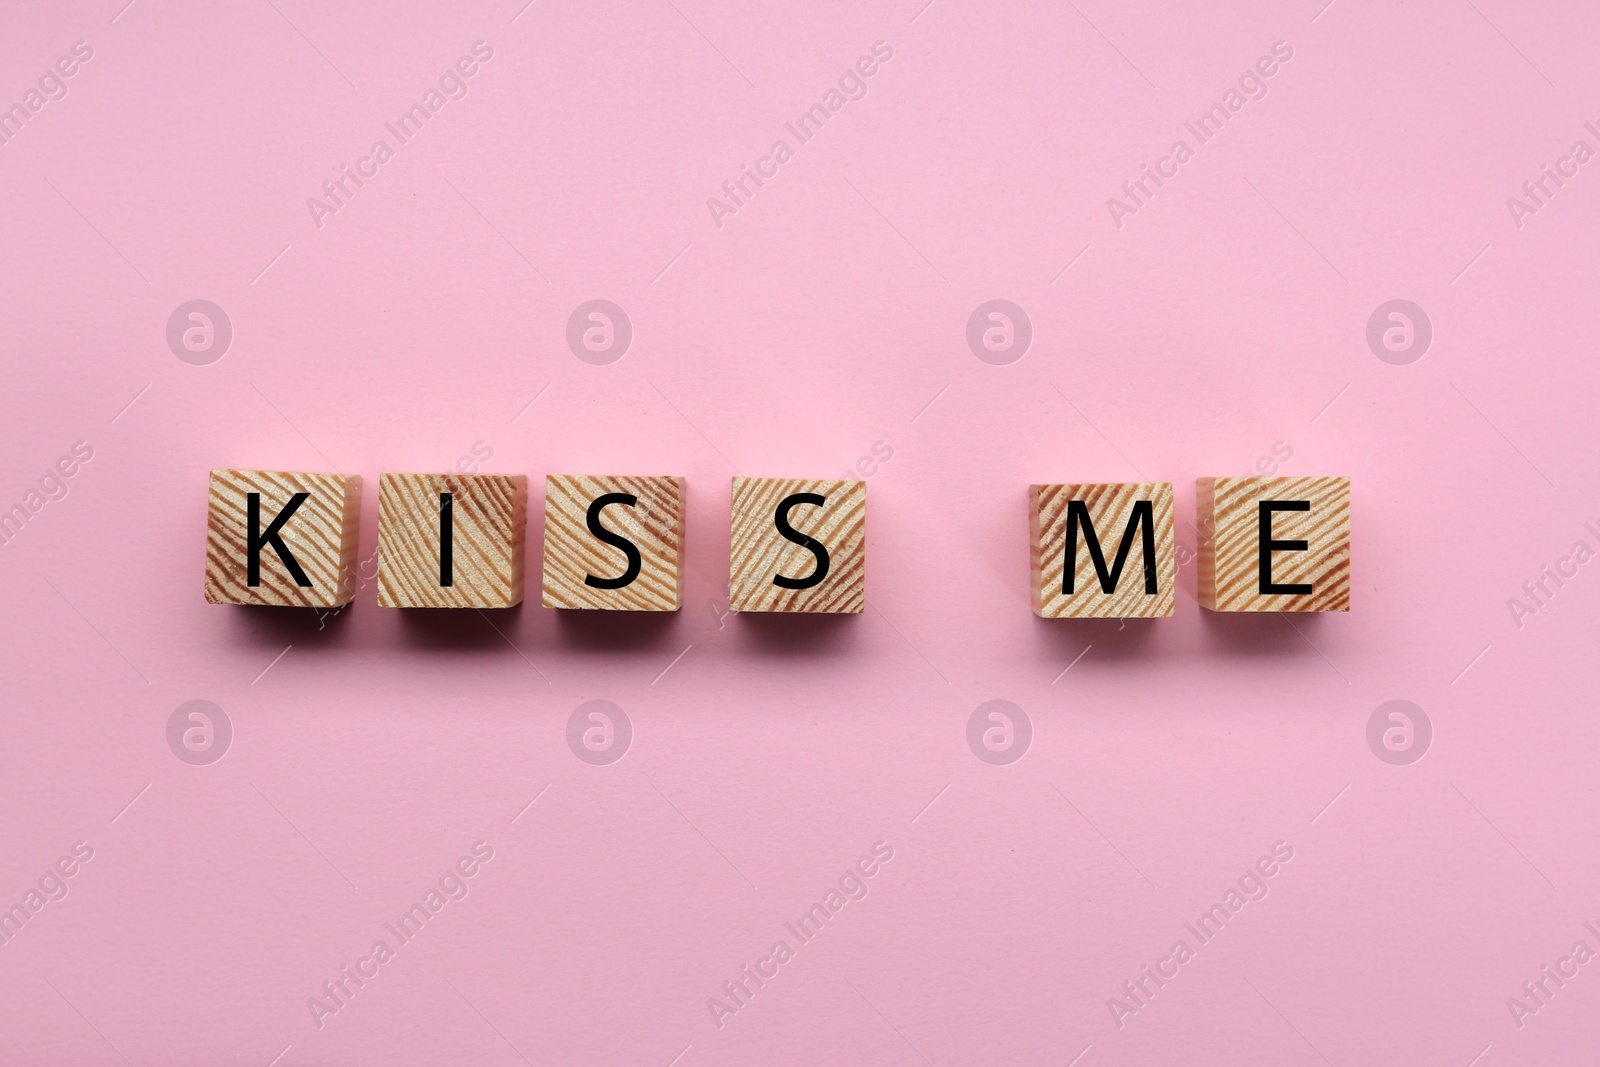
[4,1,1599,1064]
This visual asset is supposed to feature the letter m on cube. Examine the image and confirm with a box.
[1030,483,1175,618]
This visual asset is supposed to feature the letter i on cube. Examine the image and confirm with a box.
[376,473,528,608]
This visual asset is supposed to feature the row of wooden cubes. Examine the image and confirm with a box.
[204,470,1350,615]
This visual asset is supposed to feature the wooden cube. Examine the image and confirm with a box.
[377,473,526,608]
[541,475,686,611]
[1030,482,1175,618]
[205,469,361,608]
[730,477,865,613]
[1197,476,1351,612]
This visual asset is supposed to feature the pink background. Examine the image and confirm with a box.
[4,0,1599,1063]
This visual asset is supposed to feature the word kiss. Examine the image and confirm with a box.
[203,470,1351,616]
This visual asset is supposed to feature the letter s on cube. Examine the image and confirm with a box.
[541,474,686,611]
[730,476,865,613]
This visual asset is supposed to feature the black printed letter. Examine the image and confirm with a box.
[439,493,454,586]
[773,493,829,589]
[1258,500,1312,594]
[247,492,312,587]
[1066,499,1157,594]
[584,493,642,590]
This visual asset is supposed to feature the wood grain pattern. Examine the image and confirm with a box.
[1031,482,1175,618]
[541,475,686,611]
[1197,476,1351,612]
[205,468,361,608]
[730,477,865,613]
[377,473,526,608]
